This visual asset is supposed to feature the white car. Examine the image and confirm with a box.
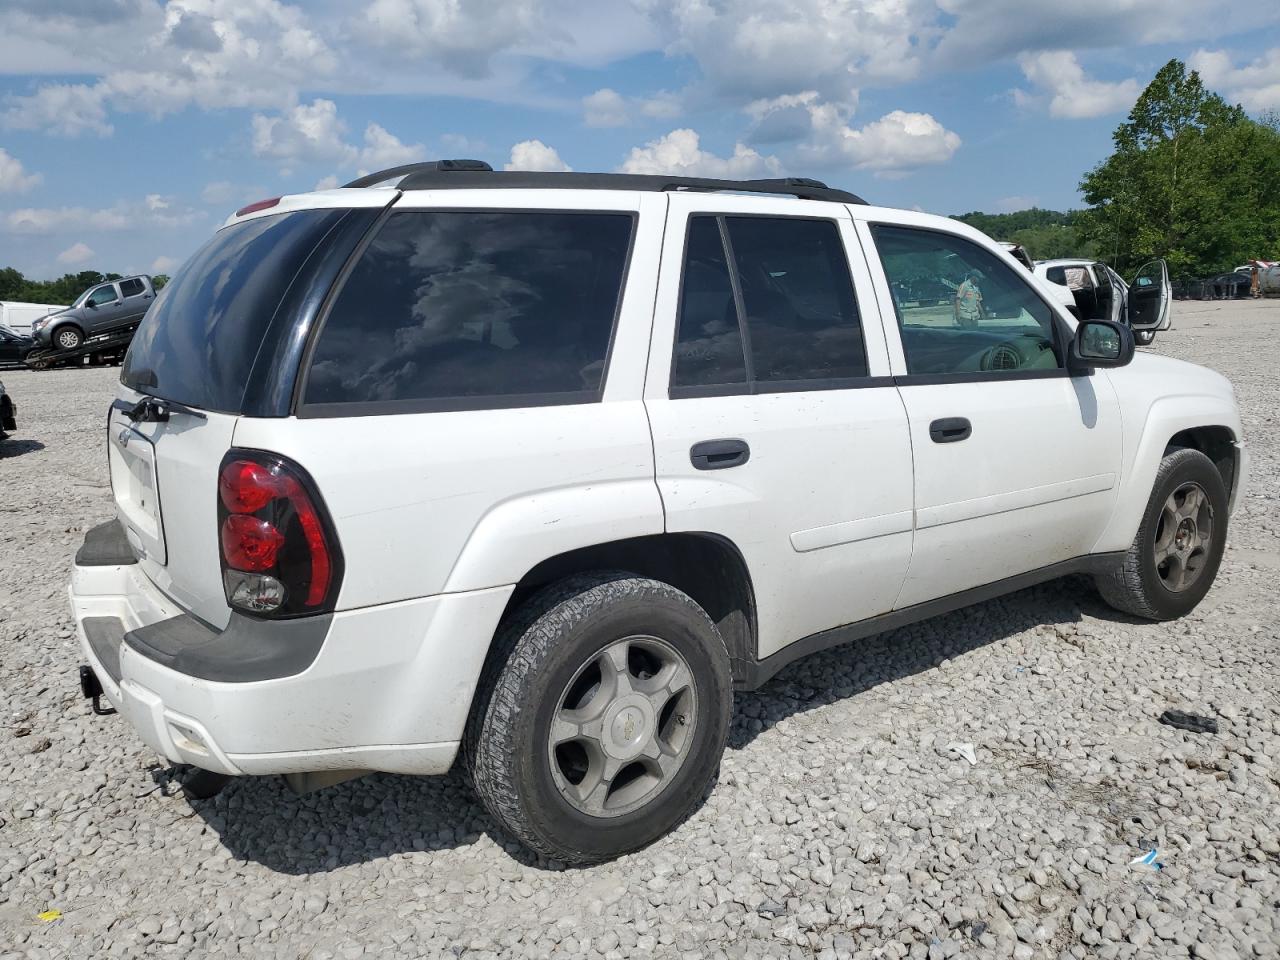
[73,162,1247,863]
[999,242,1080,317]
[1034,258,1173,345]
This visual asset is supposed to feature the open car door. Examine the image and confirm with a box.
[1129,259,1171,333]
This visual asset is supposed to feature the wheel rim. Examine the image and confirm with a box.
[56,330,79,349]
[548,635,697,819]
[1153,481,1214,593]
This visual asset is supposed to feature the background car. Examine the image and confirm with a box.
[1034,257,1171,344]
[0,327,36,366]
[30,275,157,351]
[0,378,15,440]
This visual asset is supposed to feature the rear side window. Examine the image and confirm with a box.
[122,209,345,413]
[119,278,145,297]
[302,210,634,413]
[671,215,868,395]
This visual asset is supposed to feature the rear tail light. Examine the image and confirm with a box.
[216,450,343,617]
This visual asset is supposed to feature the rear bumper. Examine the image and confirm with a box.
[71,524,514,777]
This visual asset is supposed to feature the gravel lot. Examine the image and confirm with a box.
[1,299,1277,960]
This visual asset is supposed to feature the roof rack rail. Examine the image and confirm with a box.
[342,161,867,204]
[343,159,493,189]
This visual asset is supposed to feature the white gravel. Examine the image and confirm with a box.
[1,299,1277,960]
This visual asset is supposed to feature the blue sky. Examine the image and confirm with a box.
[0,0,1277,281]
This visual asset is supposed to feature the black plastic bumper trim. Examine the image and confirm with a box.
[735,552,1126,690]
[122,610,331,683]
[75,520,138,567]
[83,618,124,684]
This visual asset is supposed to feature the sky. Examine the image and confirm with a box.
[0,0,1277,281]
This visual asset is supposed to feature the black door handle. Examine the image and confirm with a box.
[690,438,750,470]
[929,417,971,443]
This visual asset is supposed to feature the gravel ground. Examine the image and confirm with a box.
[1,299,1277,960]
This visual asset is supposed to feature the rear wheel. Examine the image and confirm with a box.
[1095,448,1228,620]
[466,573,732,863]
[54,326,84,351]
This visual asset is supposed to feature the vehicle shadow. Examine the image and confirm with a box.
[189,575,1137,875]
[0,438,45,458]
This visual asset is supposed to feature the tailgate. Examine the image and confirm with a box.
[107,392,239,629]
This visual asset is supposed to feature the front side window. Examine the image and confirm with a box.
[671,215,868,394]
[304,210,634,411]
[86,285,118,307]
[873,225,1061,377]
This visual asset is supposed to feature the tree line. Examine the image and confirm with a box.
[957,59,1280,281]
[0,268,168,306]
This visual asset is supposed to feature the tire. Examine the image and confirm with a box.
[53,325,84,351]
[1134,329,1156,345]
[466,572,732,864]
[1095,448,1228,620]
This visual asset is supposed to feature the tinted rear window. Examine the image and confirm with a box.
[301,210,634,413]
[121,209,343,413]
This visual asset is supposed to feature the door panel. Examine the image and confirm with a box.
[1128,260,1170,331]
[892,376,1120,607]
[646,195,913,659]
[859,218,1123,608]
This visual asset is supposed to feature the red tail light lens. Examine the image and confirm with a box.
[216,451,343,617]
[221,515,286,571]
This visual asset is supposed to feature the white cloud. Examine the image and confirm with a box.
[584,88,629,127]
[747,96,960,175]
[151,254,178,273]
[583,87,682,127]
[356,0,544,78]
[2,82,112,136]
[619,128,782,178]
[57,242,95,265]
[3,196,203,234]
[635,0,932,103]
[1190,47,1280,112]
[0,147,41,193]
[505,139,571,172]
[934,1,1278,67]
[250,99,424,174]
[314,174,341,191]
[1,0,337,135]
[1016,52,1140,119]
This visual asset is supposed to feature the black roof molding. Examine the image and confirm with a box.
[344,161,867,204]
[343,159,493,188]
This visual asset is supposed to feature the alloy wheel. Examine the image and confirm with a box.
[1153,481,1214,593]
[548,635,697,818]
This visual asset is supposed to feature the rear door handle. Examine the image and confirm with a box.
[929,417,971,443]
[690,438,750,470]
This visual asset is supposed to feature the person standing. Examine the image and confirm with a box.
[954,269,986,327]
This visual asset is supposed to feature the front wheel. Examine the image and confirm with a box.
[466,573,732,863]
[54,326,84,351]
[1134,329,1156,345]
[1095,448,1228,620]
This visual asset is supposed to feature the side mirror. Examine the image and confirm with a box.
[1070,319,1134,371]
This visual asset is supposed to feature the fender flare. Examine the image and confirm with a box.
[441,479,666,594]
[1091,393,1241,554]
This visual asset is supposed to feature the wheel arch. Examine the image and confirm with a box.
[495,532,758,683]
[1092,394,1242,554]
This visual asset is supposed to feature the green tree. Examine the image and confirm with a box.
[1079,58,1280,280]
[951,208,1094,261]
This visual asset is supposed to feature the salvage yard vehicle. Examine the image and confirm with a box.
[1034,258,1172,345]
[73,162,1247,864]
[0,327,35,367]
[32,275,156,352]
[0,300,66,336]
[999,241,1079,317]
[0,378,16,439]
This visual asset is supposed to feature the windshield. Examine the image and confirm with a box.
[121,209,344,413]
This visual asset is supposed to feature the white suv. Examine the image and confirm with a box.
[73,161,1247,863]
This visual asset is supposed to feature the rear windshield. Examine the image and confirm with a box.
[300,210,634,414]
[121,209,343,413]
